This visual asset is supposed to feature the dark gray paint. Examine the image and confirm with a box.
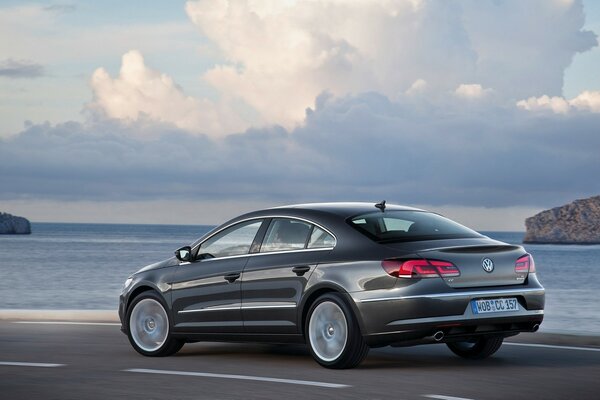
[119,202,545,348]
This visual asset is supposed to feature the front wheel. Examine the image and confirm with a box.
[446,336,504,359]
[305,293,369,369]
[126,291,183,357]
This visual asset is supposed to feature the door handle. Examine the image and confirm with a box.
[292,266,311,276]
[224,273,241,283]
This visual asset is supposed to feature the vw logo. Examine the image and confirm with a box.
[482,258,494,273]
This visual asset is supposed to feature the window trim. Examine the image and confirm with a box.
[191,215,337,261]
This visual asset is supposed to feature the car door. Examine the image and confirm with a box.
[241,218,336,334]
[171,219,264,333]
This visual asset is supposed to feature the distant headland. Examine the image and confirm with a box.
[524,195,600,244]
[0,212,31,234]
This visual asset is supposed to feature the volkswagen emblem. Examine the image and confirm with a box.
[482,258,494,273]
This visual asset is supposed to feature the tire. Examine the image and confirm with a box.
[305,293,369,369]
[126,291,183,357]
[446,336,504,359]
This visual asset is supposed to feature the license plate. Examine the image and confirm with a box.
[471,298,519,314]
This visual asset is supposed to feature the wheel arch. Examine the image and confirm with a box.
[298,283,367,338]
[125,283,167,322]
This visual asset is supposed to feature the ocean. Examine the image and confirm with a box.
[1,223,598,335]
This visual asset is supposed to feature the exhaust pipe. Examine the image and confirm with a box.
[433,331,445,342]
[532,324,540,332]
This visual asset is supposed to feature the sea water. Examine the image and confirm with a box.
[0,223,598,334]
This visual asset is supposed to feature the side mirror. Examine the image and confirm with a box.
[175,246,192,262]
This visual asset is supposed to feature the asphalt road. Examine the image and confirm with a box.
[1,320,599,400]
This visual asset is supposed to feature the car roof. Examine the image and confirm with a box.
[193,202,427,248]
[266,202,424,217]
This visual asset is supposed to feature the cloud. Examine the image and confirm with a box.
[183,0,597,129]
[89,50,246,137]
[81,0,597,136]
[517,90,600,114]
[0,59,44,78]
[2,91,599,210]
[405,79,428,96]
[454,84,492,99]
[1,0,599,223]
[570,90,600,111]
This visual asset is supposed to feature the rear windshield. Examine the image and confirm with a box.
[348,211,482,243]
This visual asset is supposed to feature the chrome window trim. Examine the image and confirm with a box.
[359,287,545,303]
[190,215,337,259]
[193,246,334,264]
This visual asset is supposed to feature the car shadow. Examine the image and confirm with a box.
[174,341,600,370]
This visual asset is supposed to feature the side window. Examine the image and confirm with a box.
[198,220,262,259]
[307,227,335,249]
[261,218,312,252]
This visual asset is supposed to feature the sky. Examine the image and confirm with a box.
[1,0,599,230]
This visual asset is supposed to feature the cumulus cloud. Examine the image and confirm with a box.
[567,90,600,112]
[183,0,596,128]
[0,59,44,78]
[83,0,597,135]
[454,83,493,99]
[90,50,246,137]
[405,79,428,96]
[517,90,600,114]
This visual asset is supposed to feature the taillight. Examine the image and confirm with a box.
[382,259,460,279]
[515,254,535,273]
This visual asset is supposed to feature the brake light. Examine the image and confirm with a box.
[382,259,460,279]
[515,254,535,273]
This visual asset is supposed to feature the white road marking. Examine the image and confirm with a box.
[123,368,350,389]
[505,342,600,353]
[13,321,120,326]
[423,395,475,400]
[0,361,64,368]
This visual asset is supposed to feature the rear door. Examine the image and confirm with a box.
[241,218,336,334]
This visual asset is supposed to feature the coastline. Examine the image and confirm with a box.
[0,309,118,322]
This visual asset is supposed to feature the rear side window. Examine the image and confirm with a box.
[260,218,336,252]
[307,227,335,249]
[261,219,312,252]
[349,211,481,243]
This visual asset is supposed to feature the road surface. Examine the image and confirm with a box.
[1,319,599,399]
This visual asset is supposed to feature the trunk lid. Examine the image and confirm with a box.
[415,243,527,288]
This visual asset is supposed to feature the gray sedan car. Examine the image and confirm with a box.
[119,202,544,368]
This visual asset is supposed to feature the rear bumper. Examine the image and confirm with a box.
[351,279,545,347]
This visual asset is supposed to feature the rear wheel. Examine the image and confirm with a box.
[126,291,183,357]
[305,293,369,369]
[446,336,504,359]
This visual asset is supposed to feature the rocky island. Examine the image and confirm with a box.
[0,212,31,234]
[524,195,600,244]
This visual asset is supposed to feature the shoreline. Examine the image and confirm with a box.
[1,309,599,348]
[0,309,118,322]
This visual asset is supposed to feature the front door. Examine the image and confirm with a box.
[171,219,264,333]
